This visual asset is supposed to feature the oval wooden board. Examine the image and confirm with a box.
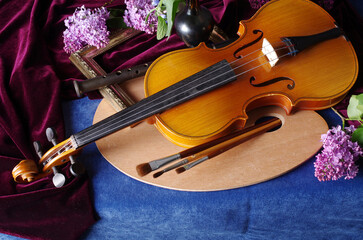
[93,98,328,192]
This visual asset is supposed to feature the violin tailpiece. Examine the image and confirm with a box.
[282,27,343,55]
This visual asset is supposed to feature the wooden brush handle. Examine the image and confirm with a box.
[178,117,282,171]
[179,117,281,159]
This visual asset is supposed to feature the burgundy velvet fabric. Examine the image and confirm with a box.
[0,0,361,239]
[0,1,105,239]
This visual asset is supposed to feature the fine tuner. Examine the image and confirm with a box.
[11,0,358,185]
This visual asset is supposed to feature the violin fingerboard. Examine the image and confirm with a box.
[72,60,237,148]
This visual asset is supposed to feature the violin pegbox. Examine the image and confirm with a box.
[32,140,64,187]
[45,127,85,182]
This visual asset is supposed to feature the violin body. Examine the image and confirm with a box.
[145,0,358,147]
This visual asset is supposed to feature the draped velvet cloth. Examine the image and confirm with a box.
[0,0,361,239]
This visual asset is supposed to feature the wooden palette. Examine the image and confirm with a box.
[93,78,328,191]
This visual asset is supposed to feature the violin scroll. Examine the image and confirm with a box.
[12,159,43,183]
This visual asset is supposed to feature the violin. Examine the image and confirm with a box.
[12,0,358,185]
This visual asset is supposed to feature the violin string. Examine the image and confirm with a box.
[230,45,289,71]
[228,39,289,66]
[77,41,290,142]
[77,49,294,144]
[43,41,293,168]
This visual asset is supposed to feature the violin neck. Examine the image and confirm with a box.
[71,60,237,149]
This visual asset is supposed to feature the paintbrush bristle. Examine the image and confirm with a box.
[153,171,163,178]
[136,163,152,176]
[175,167,186,174]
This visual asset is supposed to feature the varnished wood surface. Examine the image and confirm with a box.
[93,77,328,191]
[144,0,357,147]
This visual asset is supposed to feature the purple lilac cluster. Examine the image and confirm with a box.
[314,125,362,181]
[248,0,270,9]
[123,0,158,35]
[63,6,110,54]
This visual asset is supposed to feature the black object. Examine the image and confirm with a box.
[73,62,151,97]
[282,27,343,55]
[174,0,214,47]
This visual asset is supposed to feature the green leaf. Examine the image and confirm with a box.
[352,128,363,147]
[163,0,182,37]
[347,94,363,120]
[156,16,167,40]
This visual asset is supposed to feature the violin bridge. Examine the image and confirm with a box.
[262,38,279,67]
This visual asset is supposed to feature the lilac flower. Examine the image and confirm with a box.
[248,0,270,9]
[63,6,110,54]
[314,125,362,181]
[123,0,158,34]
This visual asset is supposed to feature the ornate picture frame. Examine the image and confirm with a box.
[69,28,142,111]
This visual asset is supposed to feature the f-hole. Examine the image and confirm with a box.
[233,30,264,59]
[250,76,296,90]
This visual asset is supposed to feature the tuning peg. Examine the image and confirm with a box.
[33,141,44,158]
[46,127,58,146]
[44,128,66,188]
[46,127,85,177]
[51,172,66,188]
[69,155,85,177]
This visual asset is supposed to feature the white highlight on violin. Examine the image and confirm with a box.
[262,38,279,67]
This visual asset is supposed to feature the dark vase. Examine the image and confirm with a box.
[174,0,214,47]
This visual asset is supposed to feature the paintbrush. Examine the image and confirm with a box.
[175,117,282,174]
[136,117,281,176]
[152,145,219,178]
[153,158,190,178]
